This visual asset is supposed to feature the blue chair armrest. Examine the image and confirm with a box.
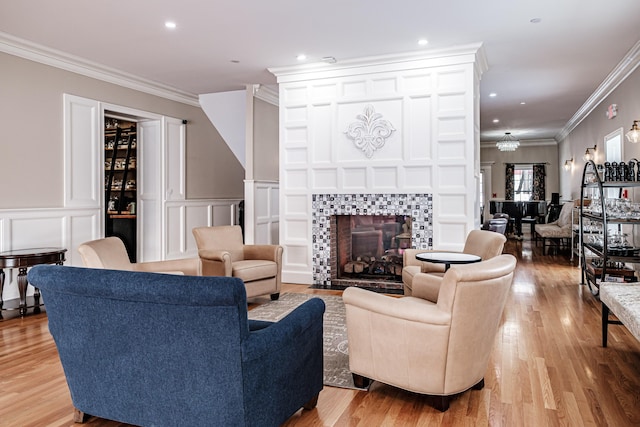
[241,298,325,426]
[242,298,325,362]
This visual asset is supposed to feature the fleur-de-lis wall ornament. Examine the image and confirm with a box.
[344,104,395,158]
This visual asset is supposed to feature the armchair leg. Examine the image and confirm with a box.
[270,293,280,301]
[602,302,609,348]
[472,378,485,390]
[352,373,371,389]
[432,396,450,412]
[73,408,89,423]
[302,393,319,410]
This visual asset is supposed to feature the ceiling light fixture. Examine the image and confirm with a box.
[583,145,597,161]
[564,158,573,171]
[418,39,428,46]
[296,54,307,61]
[495,132,520,152]
[625,120,640,143]
[489,93,497,97]
[493,119,500,123]
[165,21,177,29]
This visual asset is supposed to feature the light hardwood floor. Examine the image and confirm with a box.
[1,237,639,426]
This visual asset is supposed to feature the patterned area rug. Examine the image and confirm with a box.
[248,293,363,390]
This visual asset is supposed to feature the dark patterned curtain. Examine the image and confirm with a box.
[505,163,515,200]
[532,163,546,200]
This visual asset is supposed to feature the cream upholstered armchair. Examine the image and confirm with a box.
[78,236,200,275]
[402,229,506,296]
[343,254,517,411]
[192,225,283,300]
[534,201,574,254]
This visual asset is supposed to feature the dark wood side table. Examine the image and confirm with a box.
[415,251,481,271]
[0,247,67,317]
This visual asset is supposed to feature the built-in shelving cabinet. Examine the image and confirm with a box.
[104,119,137,261]
[579,159,640,295]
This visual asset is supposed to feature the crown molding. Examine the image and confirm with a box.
[557,39,640,142]
[269,42,487,82]
[252,84,279,106]
[0,31,200,107]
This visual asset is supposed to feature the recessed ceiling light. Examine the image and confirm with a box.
[296,54,307,61]
[165,21,177,29]
[520,101,526,105]
[493,119,500,123]
[418,39,428,46]
[530,18,542,24]
[230,60,240,64]
[489,92,497,97]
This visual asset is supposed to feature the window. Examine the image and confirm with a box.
[604,127,623,163]
[513,165,533,201]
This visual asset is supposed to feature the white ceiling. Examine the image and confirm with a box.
[1,0,639,142]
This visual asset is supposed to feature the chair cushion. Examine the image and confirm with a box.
[535,223,571,238]
[232,260,277,282]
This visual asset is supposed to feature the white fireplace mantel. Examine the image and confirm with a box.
[270,44,487,285]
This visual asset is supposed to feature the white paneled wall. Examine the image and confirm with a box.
[271,45,487,285]
[243,180,279,245]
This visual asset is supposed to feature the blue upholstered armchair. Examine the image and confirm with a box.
[28,265,325,427]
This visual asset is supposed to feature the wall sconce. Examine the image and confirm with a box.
[563,158,573,171]
[625,120,640,143]
[583,145,597,161]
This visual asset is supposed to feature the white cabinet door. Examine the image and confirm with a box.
[63,94,101,209]
[164,117,186,201]
[138,120,162,262]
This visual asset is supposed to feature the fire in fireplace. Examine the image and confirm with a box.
[334,214,411,283]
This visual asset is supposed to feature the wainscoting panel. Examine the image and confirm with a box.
[67,210,102,266]
[164,199,242,259]
[165,205,185,258]
[0,207,101,300]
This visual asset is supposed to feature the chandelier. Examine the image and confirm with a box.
[495,132,520,152]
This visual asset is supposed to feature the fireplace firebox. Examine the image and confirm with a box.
[334,214,411,283]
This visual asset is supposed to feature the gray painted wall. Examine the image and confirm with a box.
[0,51,245,209]
[560,66,640,200]
[251,98,279,181]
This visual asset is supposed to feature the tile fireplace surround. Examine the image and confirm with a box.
[312,193,432,288]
